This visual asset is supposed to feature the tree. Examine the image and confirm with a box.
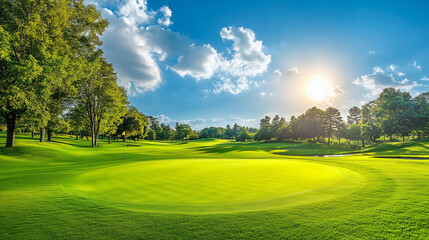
[376,88,414,141]
[117,106,148,142]
[223,124,234,139]
[298,107,325,141]
[236,128,251,142]
[347,106,362,125]
[0,0,109,147]
[412,94,429,139]
[0,1,56,147]
[147,129,156,140]
[361,101,382,143]
[158,124,175,140]
[336,122,347,146]
[255,116,272,141]
[175,123,193,140]
[276,126,292,142]
[347,124,362,147]
[72,57,128,146]
[232,123,241,139]
[198,127,225,139]
[325,107,343,145]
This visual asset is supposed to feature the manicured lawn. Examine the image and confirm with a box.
[1,132,429,239]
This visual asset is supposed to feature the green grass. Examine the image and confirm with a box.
[1,132,429,239]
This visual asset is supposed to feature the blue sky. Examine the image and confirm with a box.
[88,0,429,129]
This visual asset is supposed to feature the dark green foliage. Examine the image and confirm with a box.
[116,106,148,141]
[199,127,225,139]
[325,107,343,145]
[236,128,252,142]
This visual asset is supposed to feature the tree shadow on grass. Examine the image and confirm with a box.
[191,141,301,154]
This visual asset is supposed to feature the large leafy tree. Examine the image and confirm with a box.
[117,106,148,142]
[412,94,429,139]
[175,123,194,140]
[361,101,382,142]
[0,0,107,147]
[0,0,58,147]
[376,88,414,141]
[72,57,128,146]
[299,107,325,141]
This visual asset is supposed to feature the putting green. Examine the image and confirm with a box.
[62,159,364,214]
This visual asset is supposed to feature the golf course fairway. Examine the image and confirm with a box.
[1,133,429,239]
[62,159,363,213]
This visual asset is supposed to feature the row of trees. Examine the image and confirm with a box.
[0,0,147,147]
[251,88,429,145]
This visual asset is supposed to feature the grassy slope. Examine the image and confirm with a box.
[1,132,429,239]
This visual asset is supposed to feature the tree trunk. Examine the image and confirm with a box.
[328,135,331,145]
[403,135,405,142]
[108,135,111,144]
[338,137,341,146]
[361,139,365,148]
[76,134,78,140]
[123,135,127,142]
[91,123,96,147]
[47,128,52,142]
[390,135,392,141]
[40,128,46,143]
[85,135,89,140]
[80,133,83,139]
[6,114,16,147]
[31,130,34,138]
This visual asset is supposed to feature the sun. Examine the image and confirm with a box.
[306,76,330,102]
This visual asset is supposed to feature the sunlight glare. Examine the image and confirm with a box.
[306,76,330,102]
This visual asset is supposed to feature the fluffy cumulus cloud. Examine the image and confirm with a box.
[219,26,271,77]
[88,0,270,94]
[171,44,220,80]
[353,66,419,97]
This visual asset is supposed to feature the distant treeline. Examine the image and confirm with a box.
[144,87,429,147]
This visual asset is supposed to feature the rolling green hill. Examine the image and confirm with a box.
[1,132,428,239]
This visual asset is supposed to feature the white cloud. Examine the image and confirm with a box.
[213,76,250,95]
[101,10,161,93]
[369,50,375,54]
[171,44,220,80]
[87,0,180,93]
[89,1,270,95]
[398,72,405,77]
[274,69,282,76]
[413,60,422,70]
[388,64,396,71]
[421,76,429,81]
[157,6,172,26]
[353,66,419,97]
[219,26,271,77]
[287,67,300,74]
